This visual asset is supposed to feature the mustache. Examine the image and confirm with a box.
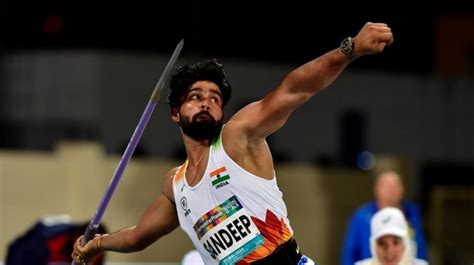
[192,110,214,121]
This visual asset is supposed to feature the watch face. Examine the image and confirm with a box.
[341,37,353,58]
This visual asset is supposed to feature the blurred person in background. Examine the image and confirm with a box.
[355,207,428,265]
[342,171,427,265]
[181,249,204,265]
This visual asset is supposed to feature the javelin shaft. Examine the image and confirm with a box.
[80,100,156,245]
[75,40,183,262]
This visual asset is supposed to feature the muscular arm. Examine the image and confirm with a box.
[99,194,179,253]
[230,48,350,139]
[99,167,179,252]
[73,168,179,262]
[229,22,393,140]
[222,22,392,179]
[223,48,351,178]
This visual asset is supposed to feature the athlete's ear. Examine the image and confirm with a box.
[171,107,180,123]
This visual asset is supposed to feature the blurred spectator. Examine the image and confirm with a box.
[355,207,428,265]
[6,215,107,265]
[341,171,427,265]
[181,249,204,265]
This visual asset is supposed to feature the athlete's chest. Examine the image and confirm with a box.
[176,167,236,220]
[178,185,266,265]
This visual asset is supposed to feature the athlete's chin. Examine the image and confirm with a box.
[182,122,222,142]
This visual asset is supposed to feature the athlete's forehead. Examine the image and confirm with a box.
[187,81,222,97]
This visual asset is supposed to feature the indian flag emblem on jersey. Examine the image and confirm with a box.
[210,166,230,189]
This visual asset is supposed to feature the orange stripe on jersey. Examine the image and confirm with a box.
[173,160,188,183]
[210,166,226,177]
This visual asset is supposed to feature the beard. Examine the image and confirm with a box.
[180,110,223,142]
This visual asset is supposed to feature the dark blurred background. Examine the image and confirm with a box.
[0,1,472,73]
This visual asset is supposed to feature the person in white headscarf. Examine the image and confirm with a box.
[355,207,429,265]
[181,249,204,265]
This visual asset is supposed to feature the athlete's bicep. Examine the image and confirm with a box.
[130,168,180,248]
[229,84,308,140]
[132,194,179,247]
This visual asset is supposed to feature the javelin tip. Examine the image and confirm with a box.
[150,40,184,102]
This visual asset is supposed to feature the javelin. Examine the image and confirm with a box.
[75,40,184,261]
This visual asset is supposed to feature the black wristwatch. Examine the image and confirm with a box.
[340,37,355,60]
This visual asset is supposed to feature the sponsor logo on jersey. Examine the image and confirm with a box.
[180,196,191,216]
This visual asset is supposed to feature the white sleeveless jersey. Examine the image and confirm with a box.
[172,134,293,265]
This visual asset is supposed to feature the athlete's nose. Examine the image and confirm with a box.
[200,99,211,110]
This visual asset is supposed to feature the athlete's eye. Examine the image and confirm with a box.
[211,97,220,104]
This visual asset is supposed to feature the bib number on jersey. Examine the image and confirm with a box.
[193,196,265,265]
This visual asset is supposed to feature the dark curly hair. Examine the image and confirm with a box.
[167,59,232,108]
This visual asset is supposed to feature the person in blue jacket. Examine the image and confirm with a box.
[341,171,428,265]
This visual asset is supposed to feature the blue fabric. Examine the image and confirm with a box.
[6,222,74,265]
[341,201,427,265]
[6,221,107,265]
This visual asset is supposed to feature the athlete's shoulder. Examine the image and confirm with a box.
[161,164,184,203]
[166,165,181,178]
